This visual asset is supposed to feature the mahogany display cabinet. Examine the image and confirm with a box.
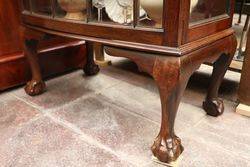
[20,0,237,163]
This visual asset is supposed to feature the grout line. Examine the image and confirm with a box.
[103,98,160,126]
[43,93,98,113]
[4,90,142,166]
[198,129,250,162]
[9,75,123,113]
[99,93,210,134]
[3,114,46,141]
[202,121,250,147]
[95,81,123,94]
[10,93,44,111]
[182,120,250,162]
[8,69,179,130]
[10,85,159,133]
[45,112,140,167]
[7,69,245,164]
[16,114,45,128]
[192,115,207,128]
[93,82,161,126]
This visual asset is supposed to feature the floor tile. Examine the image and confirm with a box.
[189,101,250,161]
[196,101,250,144]
[179,132,250,167]
[52,95,159,166]
[100,81,205,131]
[0,116,131,167]
[0,94,40,142]
[101,58,158,92]
[102,59,240,106]
[100,81,161,122]
[177,100,250,166]
[12,70,121,110]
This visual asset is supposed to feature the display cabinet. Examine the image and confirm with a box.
[20,0,237,164]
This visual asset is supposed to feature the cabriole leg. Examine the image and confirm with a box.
[151,57,196,163]
[24,39,46,96]
[103,47,201,163]
[203,38,237,117]
[83,41,100,76]
[203,54,234,116]
[151,85,185,163]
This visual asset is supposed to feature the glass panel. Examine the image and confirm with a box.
[190,0,230,24]
[55,0,87,21]
[22,0,30,11]
[89,0,134,26]
[138,0,163,28]
[30,0,52,16]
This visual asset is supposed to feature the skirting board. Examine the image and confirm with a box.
[236,103,250,117]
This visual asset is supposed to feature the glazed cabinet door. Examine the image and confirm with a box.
[55,0,164,28]
[22,0,165,29]
[183,0,234,43]
[20,0,173,46]
[189,0,231,24]
[30,0,52,16]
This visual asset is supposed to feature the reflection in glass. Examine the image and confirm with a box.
[117,1,134,24]
[94,0,134,25]
[93,0,105,22]
[56,0,87,21]
[22,0,30,11]
[89,0,163,28]
[30,0,52,16]
[139,0,163,28]
[29,0,165,28]
[190,0,230,23]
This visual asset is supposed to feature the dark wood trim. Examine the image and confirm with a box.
[185,17,232,43]
[22,13,164,45]
[24,25,235,57]
[182,0,235,44]
[180,29,235,55]
[163,0,183,46]
[24,24,181,56]
[0,41,86,91]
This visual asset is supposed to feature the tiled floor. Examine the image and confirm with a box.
[0,55,249,167]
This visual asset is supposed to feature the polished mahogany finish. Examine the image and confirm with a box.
[0,0,86,91]
[20,0,237,163]
[0,0,23,56]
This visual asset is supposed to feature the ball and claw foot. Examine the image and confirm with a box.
[83,64,100,76]
[151,135,184,163]
[25,80,46,96]
[203,98,224,117]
